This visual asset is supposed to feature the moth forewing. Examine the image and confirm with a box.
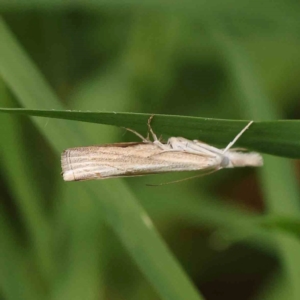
[61,142,222,181]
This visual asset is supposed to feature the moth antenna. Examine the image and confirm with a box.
[223,121,253,153]
[146,168,219,186]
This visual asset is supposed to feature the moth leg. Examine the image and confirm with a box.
[147,115,169,150]
[147,167,221,186]
[124,127,150,143]
[223,121,253,153]
[147,115,159,141]
[146,131,150,140]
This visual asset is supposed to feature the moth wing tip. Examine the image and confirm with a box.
[62,170,76,181]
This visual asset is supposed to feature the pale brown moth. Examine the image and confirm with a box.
[61,117,263,182]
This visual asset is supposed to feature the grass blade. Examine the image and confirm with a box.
[0,16,205,300]
[215,26,300,300]
[0,108,300,159]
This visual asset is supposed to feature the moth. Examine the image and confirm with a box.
[61,117,263,182]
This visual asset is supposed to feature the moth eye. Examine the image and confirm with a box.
[221,156,230,167]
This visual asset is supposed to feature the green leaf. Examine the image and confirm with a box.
[0,17,205,300]
[0,107,299,159]
[214,25,300,300]
[258,216,300,238]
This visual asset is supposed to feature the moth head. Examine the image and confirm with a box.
[167,137,189,150]
[223,151,263,168]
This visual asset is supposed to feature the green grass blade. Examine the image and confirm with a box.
[0,83,54,284]
[215,26,300,300]
[0,16,205,300]
[0,206,44,300]
[0,108,300,159]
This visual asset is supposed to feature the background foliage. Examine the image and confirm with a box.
[1,2,300,300]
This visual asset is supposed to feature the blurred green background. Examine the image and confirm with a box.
[1,2,300,300]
